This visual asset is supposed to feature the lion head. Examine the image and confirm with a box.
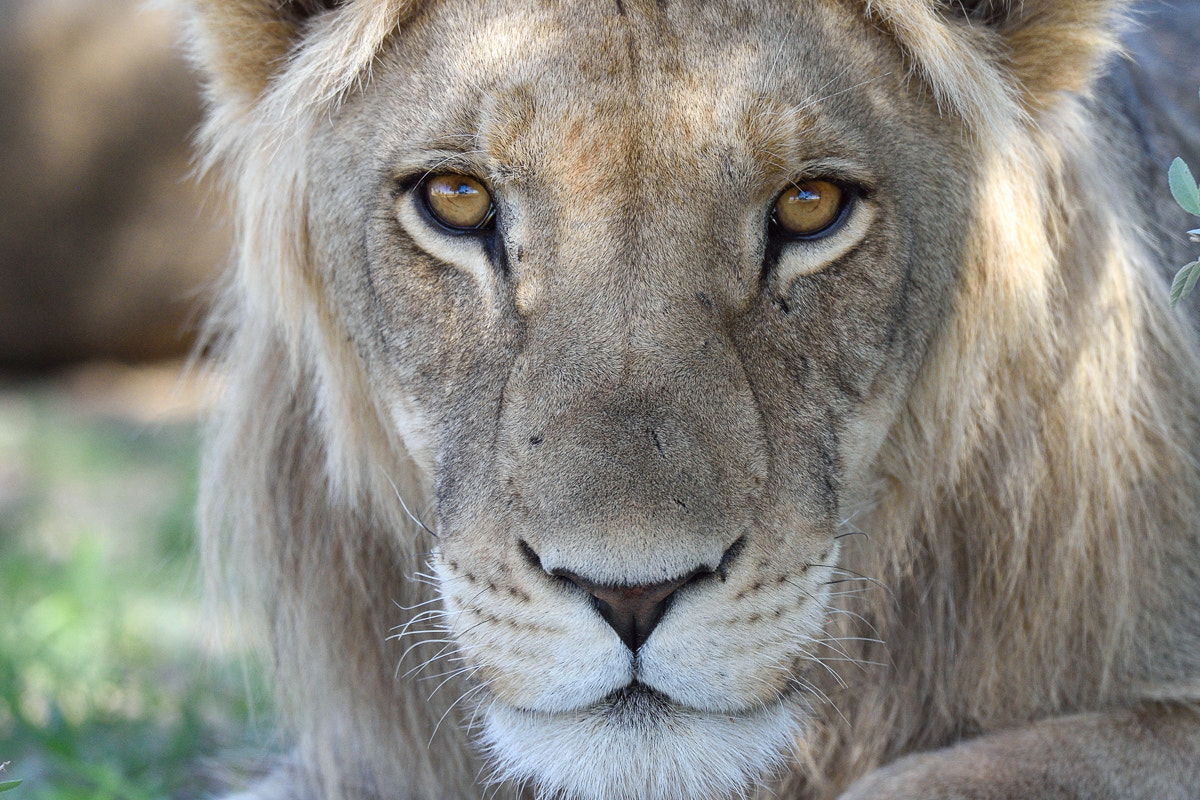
[182,0,1200,798]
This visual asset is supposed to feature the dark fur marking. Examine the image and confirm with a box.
[286,0,343,22]
[649,428,666,456]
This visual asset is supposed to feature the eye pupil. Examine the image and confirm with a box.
[424,174,494,231]
[773,179,846,238]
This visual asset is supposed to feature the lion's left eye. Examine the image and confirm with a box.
[771,180,851,239]
[420,173,495,232]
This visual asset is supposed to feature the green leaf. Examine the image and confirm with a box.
[0,780,21,792]
[1186,260,1200,295]
[1170,260,1200,306]
[1169,158,1200,215]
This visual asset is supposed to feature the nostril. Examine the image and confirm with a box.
[552,567,709,652]
[517,539,544,572]
[717,535,746,581]
[518,538,738,651]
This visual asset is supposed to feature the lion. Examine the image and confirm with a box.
[179,0,1200,798]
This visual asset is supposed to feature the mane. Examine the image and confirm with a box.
[189,5,483,795]
[790,3,1200,793]
[187,0,1200,798]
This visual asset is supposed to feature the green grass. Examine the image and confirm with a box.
[0,371,272,800]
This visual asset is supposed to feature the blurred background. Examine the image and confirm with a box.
[0,0,272,797]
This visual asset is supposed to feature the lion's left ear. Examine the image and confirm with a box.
[944,0,1126,109]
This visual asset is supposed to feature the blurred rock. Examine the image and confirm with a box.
[0,0,228,369]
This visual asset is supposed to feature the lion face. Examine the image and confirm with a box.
[302,1,973,796]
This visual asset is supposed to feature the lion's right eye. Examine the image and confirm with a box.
[421,174,495,232]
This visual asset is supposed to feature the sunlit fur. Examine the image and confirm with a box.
[181,0,1200,798]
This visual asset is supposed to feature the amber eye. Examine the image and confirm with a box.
[772,180,848,239]
[422,174,495,231]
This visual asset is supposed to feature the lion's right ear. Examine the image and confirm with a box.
[182,0,420,121]
[181,0,344,104]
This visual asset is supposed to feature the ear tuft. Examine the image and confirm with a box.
[287,0,346,20]
[181,0,347,105]
[940,0,1126,109]
[943,0,1020,26]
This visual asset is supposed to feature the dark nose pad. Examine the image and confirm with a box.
[552,568,709,652]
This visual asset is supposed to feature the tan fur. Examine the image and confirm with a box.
[181,1,1200,798]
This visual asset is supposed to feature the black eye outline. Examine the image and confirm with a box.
[768,180,857,242]
[398,171,510,273]
[415,173,497,235]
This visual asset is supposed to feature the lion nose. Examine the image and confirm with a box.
[551,568,708,652]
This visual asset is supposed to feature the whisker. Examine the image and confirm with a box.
[426,664,479,699]
[389,607,448,633]
[813,654,887,669]
[815,635,886,647]
[811,565,897,604]
[382,470,437,539]
[391,595,446,613]
[401,637,466,677]
[398,644,456,680]
[789,675,847,727]
[802,653,848,689]
[428,671,489,748]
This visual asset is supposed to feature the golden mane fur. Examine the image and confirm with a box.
[182,0,1200,797]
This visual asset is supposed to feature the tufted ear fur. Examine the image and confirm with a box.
[863,0,1126,133]
[180,0,345,104]
[942,0,1127,109]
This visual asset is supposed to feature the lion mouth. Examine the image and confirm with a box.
[578,676,805,724]
[595,681,673,721]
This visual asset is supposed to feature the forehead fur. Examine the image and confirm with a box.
[181,0,1127,141]
[376,4,883,181]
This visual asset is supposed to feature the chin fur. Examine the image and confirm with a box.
[478,686,806,800]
